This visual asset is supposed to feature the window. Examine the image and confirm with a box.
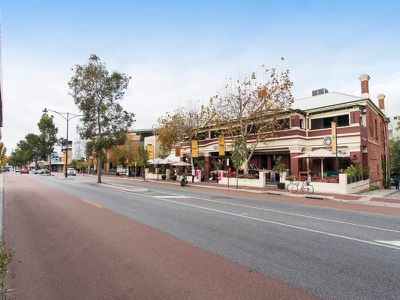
[300,119,304,129]
[311,114,349,130]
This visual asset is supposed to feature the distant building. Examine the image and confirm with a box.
[73,139,86,160]
[388,115,400,139]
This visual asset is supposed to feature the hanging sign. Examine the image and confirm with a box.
[147,144,154,159]
[175,146,181,157]
[191,140,198,158]
[218,135,225,156]
[331,121,337,153]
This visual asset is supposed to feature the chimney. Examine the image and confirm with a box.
[377,94,386,115]
[358,74,370,97]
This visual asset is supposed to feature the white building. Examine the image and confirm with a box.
[73,139,86,160]
[388,115,400,139]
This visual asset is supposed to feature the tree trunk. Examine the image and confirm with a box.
[97,156,102,183]
[243,158,249,175]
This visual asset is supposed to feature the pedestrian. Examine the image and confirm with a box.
[191,168,195,182]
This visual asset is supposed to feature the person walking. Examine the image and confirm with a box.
[191,168,195,182]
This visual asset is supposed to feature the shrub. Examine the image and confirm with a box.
[0,244,14,299]
[286,175,296,182]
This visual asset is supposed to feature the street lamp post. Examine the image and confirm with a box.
[43,108,82,178]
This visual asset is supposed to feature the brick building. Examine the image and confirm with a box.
[179,74,390,188]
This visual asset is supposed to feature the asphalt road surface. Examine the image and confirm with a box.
[4,173,400,299]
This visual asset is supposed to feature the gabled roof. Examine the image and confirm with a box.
[292,92,364,111]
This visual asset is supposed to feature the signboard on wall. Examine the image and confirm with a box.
[191,140,198,158]
[218,135,225,156]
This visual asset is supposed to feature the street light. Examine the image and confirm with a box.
[43,108,82,178]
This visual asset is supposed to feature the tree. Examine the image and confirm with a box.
[9,135,38,168]
[0,143,7,171]
[390,138,400,175]
[231,137,247,172]
[154,101,213,159]
[38,113,58,173]
[24,133,42,169]
[132,145,148,179]
[209,68,293,174]
[69,54,135,183]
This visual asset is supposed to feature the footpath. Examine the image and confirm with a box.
[77,173,400,210]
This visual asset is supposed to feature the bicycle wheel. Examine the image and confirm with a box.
[287,182,298,193]
[301,183,314,194]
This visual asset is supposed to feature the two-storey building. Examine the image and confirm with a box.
[179,74,390,188]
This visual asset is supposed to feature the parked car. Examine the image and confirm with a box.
[15,168,21,173]
[67,168,76,176]
[20,169,29,174]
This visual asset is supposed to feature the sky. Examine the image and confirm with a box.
[1,0,400,152]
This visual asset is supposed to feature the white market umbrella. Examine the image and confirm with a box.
[148,157,165,165]
[172,161,192,167]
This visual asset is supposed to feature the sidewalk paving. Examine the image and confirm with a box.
[75,173,400,208]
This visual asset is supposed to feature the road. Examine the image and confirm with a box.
[4,173,400,299]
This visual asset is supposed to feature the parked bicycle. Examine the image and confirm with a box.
[287,177,314,194]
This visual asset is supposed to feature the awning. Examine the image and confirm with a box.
[296,148,349,158]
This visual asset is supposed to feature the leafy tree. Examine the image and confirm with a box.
[0,143,7,170]
[209,68,293,174]
[231,137,247,172]
[71,158,87,172]
[69,54,135,183]
[132,145,148,178]
[38,113,58,173]
[9,137,35,168]
[390,138,400,175]
[24,133,42,169]
[154,101,213,159]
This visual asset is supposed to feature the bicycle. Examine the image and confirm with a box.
[287,179,314,194]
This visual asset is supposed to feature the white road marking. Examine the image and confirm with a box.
[187,196,400,234]
[376,240,400,247]
[97,182,400,234]
[82,199,102,208]
[153,195,189,199]
[110,190,400,251]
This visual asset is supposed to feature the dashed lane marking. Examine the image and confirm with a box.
[82,199,102,208]
[152,195,189,199]
[376,240,400,247]
[125,191,400,252]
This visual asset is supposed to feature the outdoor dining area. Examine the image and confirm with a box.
[145,154,196,181]
[295,148,350,183]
